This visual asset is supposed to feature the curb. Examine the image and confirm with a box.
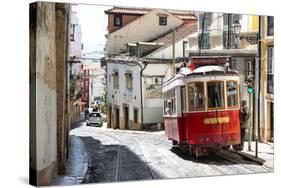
[71,116,85,124]
[76,136,89,184]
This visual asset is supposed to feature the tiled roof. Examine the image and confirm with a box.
[105,7,150,15]
[105,7,197,20]
[145,23,197,57]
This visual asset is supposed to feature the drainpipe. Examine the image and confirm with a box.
[64,3,71,160]
[172,29,176,75]
[139,61,148,129]
[256,15,262,157]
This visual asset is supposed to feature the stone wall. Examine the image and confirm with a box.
[29,2,70,186]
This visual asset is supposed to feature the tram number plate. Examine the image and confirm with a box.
[203,117,230,125]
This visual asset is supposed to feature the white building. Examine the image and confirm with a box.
[105,21,197,130]
[89,66,106,106]
[105,8,196,55]
[69,11,82,77]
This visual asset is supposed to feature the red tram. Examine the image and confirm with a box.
[163,60,241,157]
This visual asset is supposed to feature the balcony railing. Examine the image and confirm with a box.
[223,30,238,49]
[198,32,210,49]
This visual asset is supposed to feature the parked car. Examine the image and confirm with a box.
[86,112,103,127]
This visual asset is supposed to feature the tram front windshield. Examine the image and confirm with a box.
[207,81,225,109]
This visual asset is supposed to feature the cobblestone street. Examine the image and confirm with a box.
[69,120,273,184]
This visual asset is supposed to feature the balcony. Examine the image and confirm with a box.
[198,32,210,49]
[223,30,238,49]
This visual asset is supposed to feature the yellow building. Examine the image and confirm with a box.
[260,16,274,142]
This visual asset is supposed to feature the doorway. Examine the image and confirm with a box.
[115,108,120,129]
[270,102,274,141]
[108,106,112,128]
[124,105,129,129]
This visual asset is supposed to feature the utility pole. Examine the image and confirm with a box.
[255,15,262,158]
[247,75,254,151]
[172,29,176,75]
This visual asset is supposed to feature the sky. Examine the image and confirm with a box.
[72,4,112,59]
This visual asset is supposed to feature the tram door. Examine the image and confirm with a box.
[180,86,187,140]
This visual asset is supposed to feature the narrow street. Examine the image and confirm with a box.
[28,3,275,187]
[70,118,272,184]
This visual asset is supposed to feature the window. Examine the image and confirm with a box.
[183,41,188,58]
[223,14,241,49]
[114,14,122,26]
[267,16,274,36]
[199,12,212,32]
[198,13,211,49]
[188,82,205,111]
[89,113,101,117]
[198,32,210,49]
[113,72,119,89]
[125,73,133,90]
[134,108,138,123]
[163,89,176,115]
[207,81,225,109]
[171,90,176,114]
[226,81,238,108]
[267,46,274,94]
[159,17,167,25]
[181,87,187,112]
[70,24,75,41]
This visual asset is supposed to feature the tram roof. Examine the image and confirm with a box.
[163,65,238,92]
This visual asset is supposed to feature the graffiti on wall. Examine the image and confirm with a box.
[144,76,163,99]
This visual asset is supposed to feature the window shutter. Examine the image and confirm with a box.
[199,13,204,30]
[223,14,229,30]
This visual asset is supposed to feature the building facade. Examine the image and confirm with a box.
[69,11,83,78]
[105,7,197,55]
[185,12,275,143]
[260,16,274,142]
[104,7,197,130]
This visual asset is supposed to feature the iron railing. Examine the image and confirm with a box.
[198,32,210,49]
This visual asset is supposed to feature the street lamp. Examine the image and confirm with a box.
[232,19,241,36]
[232,19,258,45]
[232,19,242,48]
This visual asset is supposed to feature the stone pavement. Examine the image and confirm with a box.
[52,135,88,186]
[239,141,274,170]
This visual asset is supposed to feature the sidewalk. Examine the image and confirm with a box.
[238,141,274,170]
[52,135,89,185]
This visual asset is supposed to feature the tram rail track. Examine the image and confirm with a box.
[216,149,270,173]
[85,131,156,181]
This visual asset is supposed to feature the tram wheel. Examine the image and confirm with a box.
[232,144,243,151]
[222,145,231,150]
[172,140,178,146]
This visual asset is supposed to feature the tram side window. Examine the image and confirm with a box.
[171,89,176,114]
[164,91,168,115]
[188,82,205,111]
[207,81,225,109]
[164,89,176,115]
[227,81,238,108]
